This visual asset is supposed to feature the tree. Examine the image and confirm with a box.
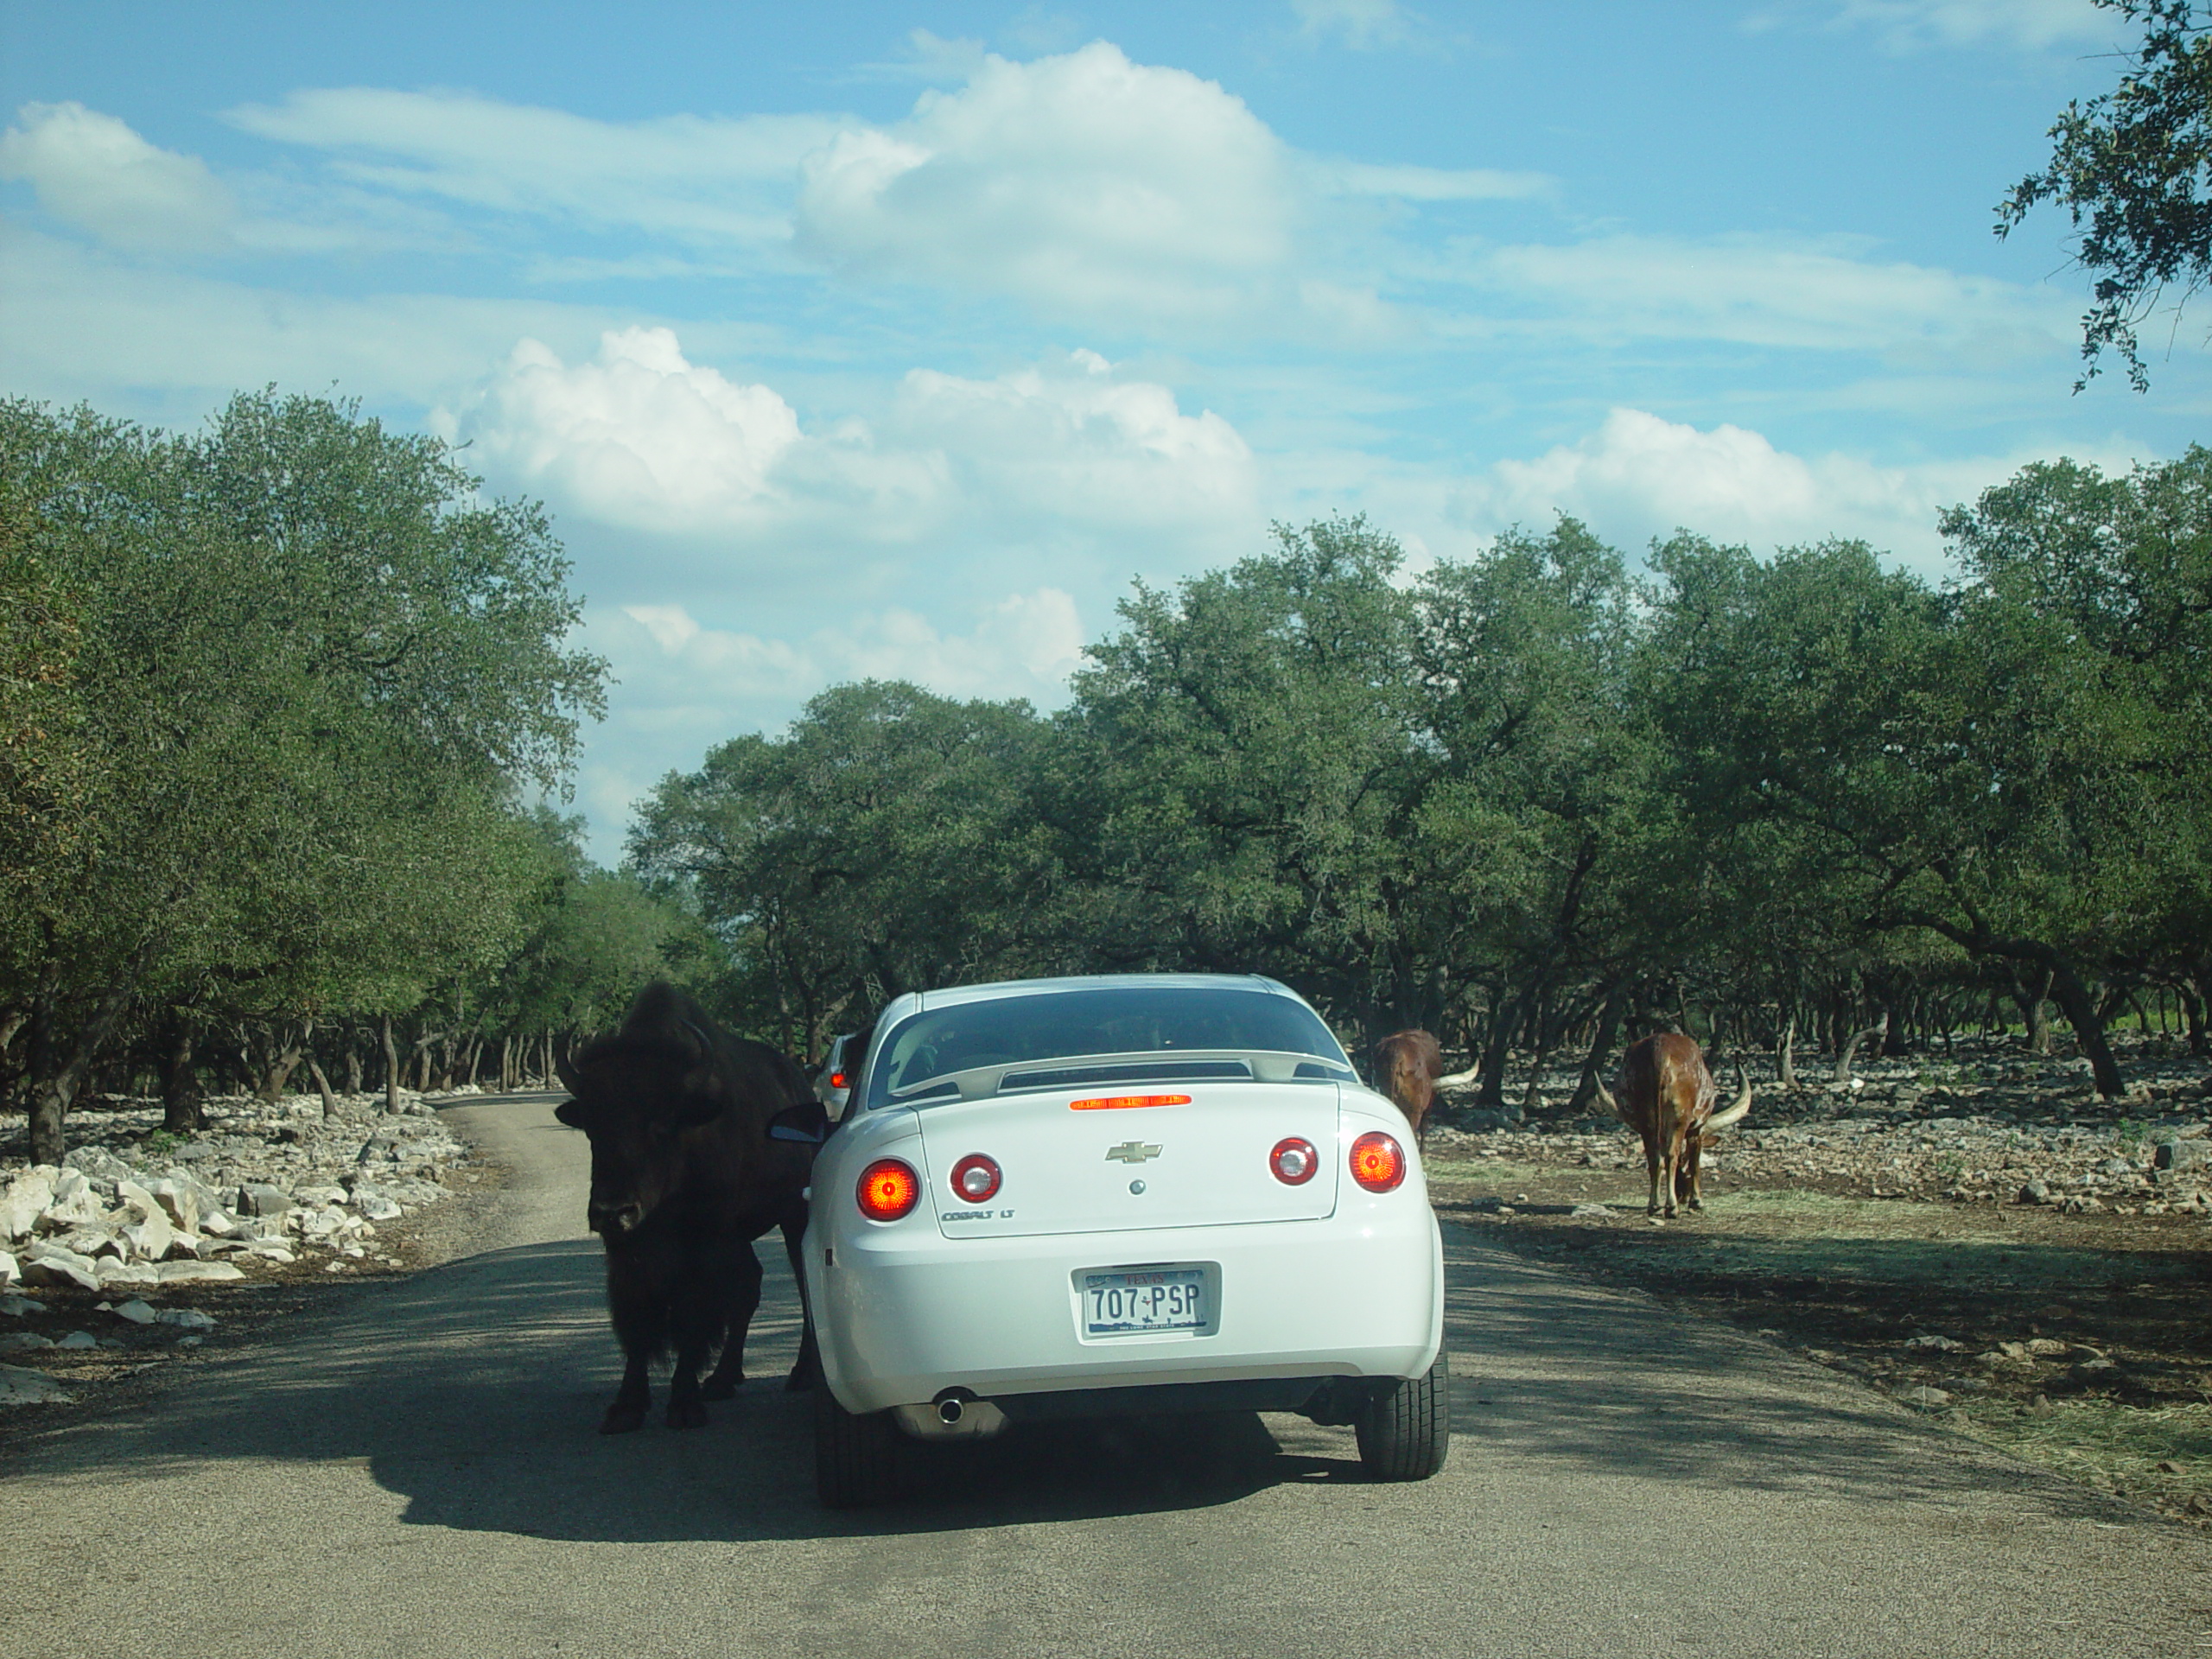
[0,391,607,1159]
[1999,0,2212,389]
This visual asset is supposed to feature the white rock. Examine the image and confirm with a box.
[0,1331,54,1352]
[111,1299,157,1325]
[22,1243,100,1291]
[55,1330,96,1349]
[154,1308,214,1330]
[94,1259,161,1287]
[353,1193,403,1223]
[2,1294,48,1317]
[156,1261,243,1284]
[1904,1333,1963,1352]
[0,1363,72,1406]
[197,1208,238,1238]
[240,1242,294,1263]
[38,1170,105,1230]
[114,1180,173,1261]
[0,1170,55,1240]
[0,1249,15,1288]
[292,1184,346,1208]
[147,1176,200,1233]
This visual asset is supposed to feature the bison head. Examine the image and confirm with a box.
[553,1031,728,1240]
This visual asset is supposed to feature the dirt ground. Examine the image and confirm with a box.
[1423,1031,2212,1527]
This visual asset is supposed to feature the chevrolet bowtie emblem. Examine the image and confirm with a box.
[1105,1141,1162,1164]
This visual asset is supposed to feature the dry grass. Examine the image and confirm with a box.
[1949,1397,2212,1521]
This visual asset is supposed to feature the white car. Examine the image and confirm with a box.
[800,973,1448,1506]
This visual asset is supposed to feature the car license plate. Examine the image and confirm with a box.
[1081,1267,1205,1336]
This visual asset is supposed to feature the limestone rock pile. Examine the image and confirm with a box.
[0,1090,474,1294]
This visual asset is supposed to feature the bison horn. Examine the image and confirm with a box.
[1592,1073,1621,1119]
[1707,1058,1752,1131]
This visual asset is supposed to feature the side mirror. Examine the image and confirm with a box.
[766,1102,829,1145]
[553,1097,588,1129]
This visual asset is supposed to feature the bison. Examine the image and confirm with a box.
[1373,1029,1445,1141]
[1595,1033,1751,1219]
[554,982,825,1433]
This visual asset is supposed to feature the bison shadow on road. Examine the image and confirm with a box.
[14,1222,2125,1542]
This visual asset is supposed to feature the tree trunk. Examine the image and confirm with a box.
[308,1057,340,1119]
[1777,1012,1798,1090]
[27,975,138,1165]
[1569,982,1630,1114]
[2178,979,2209,1058]
[160,1010,206,1135]
[259,1023,306,1103]
[1835,1013,1889,1084]
[2044,958,2126,1099]
[2014,965,2056,1055]
[343,1039,363,1095]
[500,1033,515,1091]
[380,1014,402,1114]
[1475,990,1518,1109]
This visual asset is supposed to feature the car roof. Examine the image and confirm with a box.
[908,972,1299,1014]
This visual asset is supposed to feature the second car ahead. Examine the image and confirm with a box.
[801,972,1448,1506]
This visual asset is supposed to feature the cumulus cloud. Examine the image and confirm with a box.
[448,327,804,531]
[1452,407,2054,565]
[0,102,236,253]
[793,41,1300,327]
[442,327,1257,562]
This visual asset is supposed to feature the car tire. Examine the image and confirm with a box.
[814,1385,903,1508]
[1355,1341,1451,1481]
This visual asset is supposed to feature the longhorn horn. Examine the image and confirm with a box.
[1592,1072,1623,1122]
[1706,1057,1752,1132]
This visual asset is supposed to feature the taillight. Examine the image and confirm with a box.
[856,1158,920,1221]
[950,1153,1001,1205]
[1269,1136,1319,1185]
[1350,1131,1406,1193]
[830,1071,848,1089]
[1068,1093,1192,1111]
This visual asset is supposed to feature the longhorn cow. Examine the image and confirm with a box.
[1594,1033,1751,1218]
[1373,1029,1444,1141]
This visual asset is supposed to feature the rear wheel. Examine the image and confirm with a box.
[814,1385,903,1508]
[1355,1341,1451,1481]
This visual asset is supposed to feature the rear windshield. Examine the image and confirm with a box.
[864,986,1351,1108]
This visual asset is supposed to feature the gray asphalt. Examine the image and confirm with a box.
[4,1093,2206,1659]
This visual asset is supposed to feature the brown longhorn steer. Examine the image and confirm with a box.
[555,982,825,1433]
[1595,1033,1751,1218]
[1373,1029,1445,1141]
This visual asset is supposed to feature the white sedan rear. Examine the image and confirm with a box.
[800,973,1448,1506]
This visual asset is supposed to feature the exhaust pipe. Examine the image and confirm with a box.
[934,1387,975,1426]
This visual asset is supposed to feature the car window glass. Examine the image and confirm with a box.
[867,987,1350,1107]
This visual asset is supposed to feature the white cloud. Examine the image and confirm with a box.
[792,41,1300,327]
[1452,407,2072,564]
[1750,1,2112,51]
[442,328,1257,564]
[0,222,622,415]
[226,87,841,247]
[1316,160,1550,202]
[1292,0,1417,50]
[1458,232,2067,354]
[0,102,236,253]
[448,327,803,531]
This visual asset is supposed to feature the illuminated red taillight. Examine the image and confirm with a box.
[856,1158,920,1221]
[1269,1136,1319,1185]
[1068,1093,1192,1111]
[1350,1131,1406,1193]
[830,1071,848,1089]
[950,1153,1002,1204]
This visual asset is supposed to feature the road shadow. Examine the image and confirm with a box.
[11,1217,2132,1542]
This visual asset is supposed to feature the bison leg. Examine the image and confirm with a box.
[1643,1139,1664,1216]
[699,1240,764,1402]
[1680,1139,1705,1211]
[782,1211,820,1392]
[601,1350,651,1434]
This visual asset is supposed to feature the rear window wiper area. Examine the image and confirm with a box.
[884,1048,1355,1105]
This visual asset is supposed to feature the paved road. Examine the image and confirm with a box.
[7,1094,2207,1659]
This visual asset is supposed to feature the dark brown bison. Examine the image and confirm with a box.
[554,982,825,1433]
[1595,1033,1751,1218]
[1373,1029,1444,1141]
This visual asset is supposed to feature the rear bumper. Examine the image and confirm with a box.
[809,1205,1445,1416]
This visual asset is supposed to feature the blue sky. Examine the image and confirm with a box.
[3,0,2205,858]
